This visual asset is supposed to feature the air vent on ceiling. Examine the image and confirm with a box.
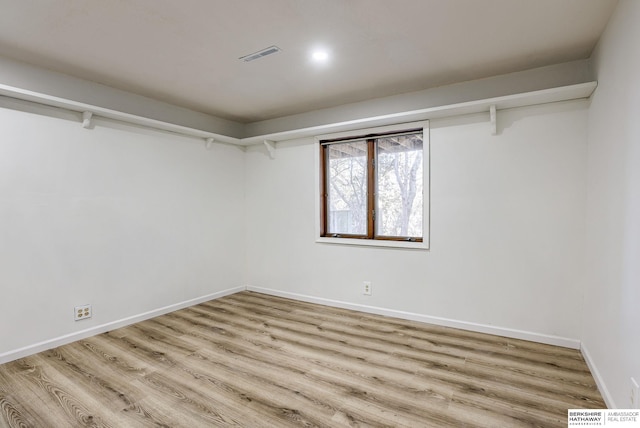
[239,45,282,62]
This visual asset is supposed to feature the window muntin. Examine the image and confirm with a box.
[320,127,424,242]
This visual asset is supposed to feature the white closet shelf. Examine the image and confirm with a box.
[0,81,597,147]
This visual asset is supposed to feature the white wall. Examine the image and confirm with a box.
[583,0,640,409]
[245,100,588,344]
[0,99,245,358]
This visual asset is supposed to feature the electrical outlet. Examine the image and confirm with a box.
[74,304,92,321]
[632,377,639,409]
[363,281,372,296]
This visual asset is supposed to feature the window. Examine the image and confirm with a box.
[318,121,429,248]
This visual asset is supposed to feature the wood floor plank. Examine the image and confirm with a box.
[175,352,340,426]
[0,291,605,427]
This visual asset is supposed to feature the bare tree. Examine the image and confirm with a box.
[377,135,423,237]
[328,145,367,233]
[326,136,422,237]
[392,147,422,236]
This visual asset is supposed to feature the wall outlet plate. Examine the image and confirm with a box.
[363,281,372,296]
[632,377,639,409]
[74,304,92,321]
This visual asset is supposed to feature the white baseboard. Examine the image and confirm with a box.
[2,284,584,366]
[581,342,615,408]
[0,286,245,365]
[246,286,582,349]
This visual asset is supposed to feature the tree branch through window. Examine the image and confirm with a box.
[320,128,424,242]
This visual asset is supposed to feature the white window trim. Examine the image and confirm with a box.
[314,120,430,250]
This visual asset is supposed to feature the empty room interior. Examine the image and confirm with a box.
[1,0,639,426]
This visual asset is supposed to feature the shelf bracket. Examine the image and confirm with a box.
[489,105,497,135]
[82,111,93,129]
[204,137,214,150]
[264,140,276,159]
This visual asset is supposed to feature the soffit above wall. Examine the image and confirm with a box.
[0,58,596,147]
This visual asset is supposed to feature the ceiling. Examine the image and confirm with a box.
[0,0,617,123]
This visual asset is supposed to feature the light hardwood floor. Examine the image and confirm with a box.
[0,291,604,427]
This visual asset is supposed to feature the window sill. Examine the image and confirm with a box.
[316,237,428,250]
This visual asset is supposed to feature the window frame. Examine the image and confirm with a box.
[315,121,429,250]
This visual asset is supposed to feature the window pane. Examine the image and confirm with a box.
[326,141,368,235]
[376,135,423,238]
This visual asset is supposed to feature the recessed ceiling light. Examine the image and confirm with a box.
[311,50,329,62]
